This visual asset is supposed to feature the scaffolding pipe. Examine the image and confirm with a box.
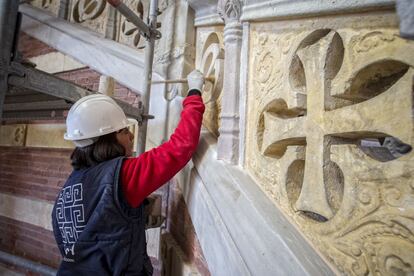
[137,0,158,155]
[107,0,159,155]
[151,76,215,85]
[0,250,57,276]
[0,0,19,119]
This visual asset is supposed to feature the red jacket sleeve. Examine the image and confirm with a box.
[120,95,205,208]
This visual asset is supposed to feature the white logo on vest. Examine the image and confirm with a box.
[55,183,86,259]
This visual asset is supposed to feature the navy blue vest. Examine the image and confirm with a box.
[52,157,153,276]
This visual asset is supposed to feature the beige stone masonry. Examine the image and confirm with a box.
[0,124,26,146]
[0,124,73,149]
[69,0,109,35]
[246,11,414,275]
[26,124,73,148]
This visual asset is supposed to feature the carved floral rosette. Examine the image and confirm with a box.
[69,0,109,34]
[115,0,169,50]
[247,14,414,275]
[116,0,147,49]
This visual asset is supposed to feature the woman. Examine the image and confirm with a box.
[52,70,205,275]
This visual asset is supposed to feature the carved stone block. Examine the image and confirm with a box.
[246,12,414,275]
[195,27,224,137]
[116,0,147,49]
[26,124,74,148]
[0,125,27,146]
[115,0,170,52]
[69,0,109,35]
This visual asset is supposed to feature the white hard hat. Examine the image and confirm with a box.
[64,94,136,147]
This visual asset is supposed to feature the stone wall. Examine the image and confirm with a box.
[0,147,71,202]
[0,216,60,272]
[0,147,70,270]
[245,10,414,276]
[187,0,414,275]
[16,0,414,275]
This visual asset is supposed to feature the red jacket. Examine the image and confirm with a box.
[120,95,205,208]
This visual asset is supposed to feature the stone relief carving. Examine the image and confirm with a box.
[72,0,106,22]
[31,0,172,55]
[40,0,54,8]
[351,31,396,53]
[14,126,26,143]
[118,0,146,49]
[254,33,294,100]
[248,20,414,275]
[196,30,225,137]
[0,125,27,146]
[70,0,108,34]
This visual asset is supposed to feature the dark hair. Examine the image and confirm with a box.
[70,132,125,170]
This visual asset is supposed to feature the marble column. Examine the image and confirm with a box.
[216,0,243,164]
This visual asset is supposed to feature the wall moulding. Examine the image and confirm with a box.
[246,11,414,275]
[188,0,224,27]
[194,13,224,27]
[189,0,395,27]
[241,0,395,22]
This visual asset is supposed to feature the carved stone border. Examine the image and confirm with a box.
[241,0,395,22]
[189,0,395,27]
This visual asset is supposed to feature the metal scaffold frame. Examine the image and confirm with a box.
[0,0,164,271]
[1,0,214,153]
[0,0,163,155]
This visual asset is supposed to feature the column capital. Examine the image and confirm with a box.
[217,0,243,24]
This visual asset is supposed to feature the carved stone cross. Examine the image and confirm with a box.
[260,31,413,220]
